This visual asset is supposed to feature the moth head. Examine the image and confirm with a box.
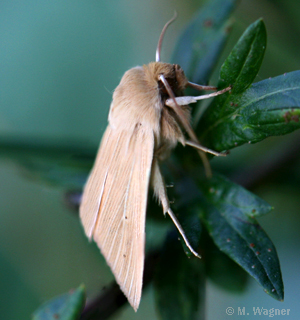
[143,62,188,97]
[157,62,188,98]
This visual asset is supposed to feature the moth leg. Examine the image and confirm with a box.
[187,81,231,93]
[165,86,232,107]
[151,160,201,259]
[187,82,217,91]
[167,207,201,259]
[151,159,169,214]
[185,140,229,157]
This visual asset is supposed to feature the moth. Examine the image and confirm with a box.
[80,14,230,311]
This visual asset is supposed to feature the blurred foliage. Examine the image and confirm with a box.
[32,285,85,320]
[1,0,300,319]
[172,0,236,86]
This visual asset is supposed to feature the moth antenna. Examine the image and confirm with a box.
[156,11,177,62]
[159,74,212,177]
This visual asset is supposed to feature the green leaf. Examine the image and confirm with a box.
[200,71,300,150]
[32,285,86,320]
[219,19,267,93]
[196,174,284,301]
[172,0,238,85]
[197,19,268,149]
[154,230,204,320]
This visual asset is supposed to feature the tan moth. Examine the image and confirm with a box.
[80,14,230,311]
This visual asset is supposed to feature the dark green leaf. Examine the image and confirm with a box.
[154,230,204,320]
[219,19,267,93]
[32,285,85,320]
[172,0,238,85]
[200,71,300,150]
[196,174,284,301]
[197,19,267,150]
[202,230,248,292]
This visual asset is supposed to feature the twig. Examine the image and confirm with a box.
[80,250,160,320]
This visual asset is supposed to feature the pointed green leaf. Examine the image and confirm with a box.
[200,71,300,150]
[197,19,267,149]
[196,174,283,301]
[154,230,204,320]
[172,0,238,85]
[219,19,267,93]
[32,285,85,320]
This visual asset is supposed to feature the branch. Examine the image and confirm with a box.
[80,250,160,320]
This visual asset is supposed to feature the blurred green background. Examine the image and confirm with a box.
[0,0,300,319]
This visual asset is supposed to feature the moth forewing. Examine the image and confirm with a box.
[80,127,114,239]
[80,124,154,311]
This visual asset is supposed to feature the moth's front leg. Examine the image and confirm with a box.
[165,85,232,107]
